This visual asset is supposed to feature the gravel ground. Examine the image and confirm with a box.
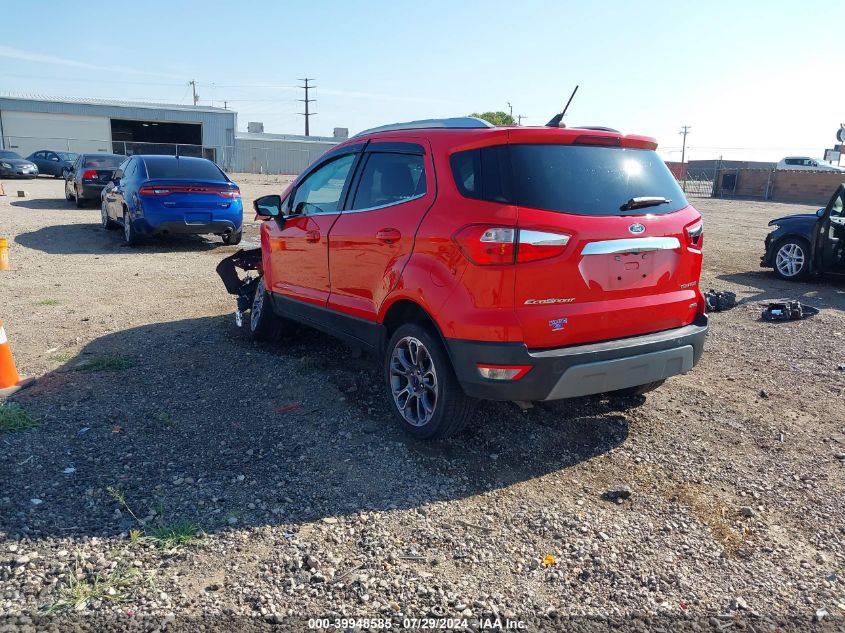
[1,175,844,631]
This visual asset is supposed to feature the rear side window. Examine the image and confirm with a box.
[351,152,426,210]
[450,144,688,216]
[145,158,225,180]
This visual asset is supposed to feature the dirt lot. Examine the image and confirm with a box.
[1,175,844,630]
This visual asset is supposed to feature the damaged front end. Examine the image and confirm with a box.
[215,248,262,327]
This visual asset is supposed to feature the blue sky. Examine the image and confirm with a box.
[2,0,844,161]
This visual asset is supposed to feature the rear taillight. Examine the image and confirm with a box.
[138,185,240,198]
[453,225,571,265]
[686,221,703,248]
[477,364,533,380]
[454,226,515,265]
[81,170,98,180]
[517,230,571,262]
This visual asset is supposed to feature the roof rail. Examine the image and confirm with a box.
[354,117,494,137]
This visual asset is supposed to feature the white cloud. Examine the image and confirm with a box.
[0,45,183,80]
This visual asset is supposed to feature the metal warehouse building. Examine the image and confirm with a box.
[0,96,237,169]
[234,131,341,175]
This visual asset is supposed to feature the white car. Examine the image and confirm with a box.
[777,156,845,171]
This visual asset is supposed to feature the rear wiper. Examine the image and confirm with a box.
[620,196,671,212]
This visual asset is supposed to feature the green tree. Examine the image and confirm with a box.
[470,111,516,126]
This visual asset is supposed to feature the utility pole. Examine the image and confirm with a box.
[507,102,513,119]
[223,101,228,110]
[298,78,316,136]
[679,125,691,165]
[517,115,526,126]
[189,80,199,106]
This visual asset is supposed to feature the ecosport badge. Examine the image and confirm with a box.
[629,223,646,234]
[524,298,575,305]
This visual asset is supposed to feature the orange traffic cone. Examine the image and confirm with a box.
[0,321,35,397]
[0,237,9,271]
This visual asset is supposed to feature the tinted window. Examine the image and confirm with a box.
[291,154,356,214]
[83,155,123,169]
[450,144,687,216]
[351,152,426,210]
[0,150,22,159]
[145,158,225,180]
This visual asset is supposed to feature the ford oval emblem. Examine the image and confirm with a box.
[629,223,646,234]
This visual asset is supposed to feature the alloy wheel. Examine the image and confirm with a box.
[124,212,131,242]
[250,278,265,331]
[389,336,438,427]
[775,242,805,278]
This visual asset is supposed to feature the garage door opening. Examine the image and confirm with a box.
[111,119,210,159]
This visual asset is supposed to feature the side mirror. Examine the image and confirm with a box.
[817,208,826,217]
[254,194,282,217]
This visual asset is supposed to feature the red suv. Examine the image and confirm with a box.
[223,118,708,439]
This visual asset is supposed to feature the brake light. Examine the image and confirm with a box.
[477,364,533,380]
[454,226,571,265]
[454,226,515,265]
[573,135,621,147]
[138,185,241,198]
[82,169,98,180]
[686,221,703,248]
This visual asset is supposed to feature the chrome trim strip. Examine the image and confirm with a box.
[581,236,680,255]
[519,229,570,246]
[340,193,426,215]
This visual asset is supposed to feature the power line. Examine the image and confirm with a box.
[298,78,316,136]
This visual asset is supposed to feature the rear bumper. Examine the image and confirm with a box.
[445,313,708,401]
[143,219,239,235]
[79,183,106,199]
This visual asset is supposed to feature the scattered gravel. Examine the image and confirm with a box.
[1,178,844,630]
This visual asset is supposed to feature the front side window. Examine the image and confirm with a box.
[291,154,355,214]
[351,152,426,210]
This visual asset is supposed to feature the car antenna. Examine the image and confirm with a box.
[546,85,579,128]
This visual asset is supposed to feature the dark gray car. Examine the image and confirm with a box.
[0,150,39,178]
[26,150,78,177]
[64,153,125,208]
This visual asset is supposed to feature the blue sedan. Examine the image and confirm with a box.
[101,155,243,246]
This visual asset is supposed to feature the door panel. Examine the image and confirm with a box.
[265,153,357,307]
[328,143,432,321]
[818,186,845,270]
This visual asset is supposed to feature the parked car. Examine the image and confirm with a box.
[777,156,845,172]
[0,150,38,178]
[218,117,708,439]
[761,183,845,280]
[26,150,78,177]
[64,153,125,208]
[100,155,242,246]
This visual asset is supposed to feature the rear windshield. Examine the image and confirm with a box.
[450,144,688,215]
[57,152,78,161]
[83,155,123,169]
[145,158,225,180]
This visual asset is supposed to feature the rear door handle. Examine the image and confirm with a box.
[306,230,321,243]
[376,228,401,243]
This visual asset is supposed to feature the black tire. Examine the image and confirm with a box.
[609,380,665,397]
[384,322,474,439]
[248,277,283,342]
[773,237,810,281]
[123,209,140,246]
[74,190,84,208]
[223,230,242,245]
[100,201,117,230]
